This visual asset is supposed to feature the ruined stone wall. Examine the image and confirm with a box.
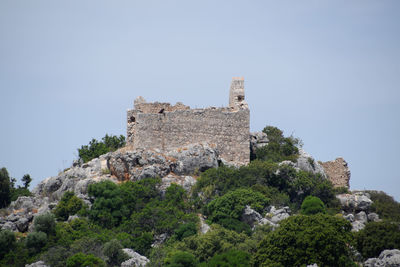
[129,107,250,165]
[126,78,250,165]
[321,158,351,188]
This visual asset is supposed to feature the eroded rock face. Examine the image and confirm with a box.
[25,261,49,267]
[278,149,326,178]
[121,248,149,267]
[364,249,400,267]
[321,158,350,188]
[241,205,291,230]
[337,192,373,212]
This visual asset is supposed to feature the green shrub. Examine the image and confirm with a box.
[205,250,250,267]
[355,221,400,259]
[300,196,326,215]
[206,188,269,232]
[78,134,125,163]
[66,252,106,267]
[0,230,16,257]
[165,251,199,267]
[173,222,198,241]
[34,213,56,235]
[253,214,354,267]
[26,231,47,253]
[254,126,300,163]
[41,246,72,267]
[367,190,400,222]
[103,239,129,266]
[54,191,86,221]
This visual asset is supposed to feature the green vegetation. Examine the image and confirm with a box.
[54,191,87,221]
[253,126,300,163]
[367,190,400,222]
[2,125,400,266]
[78,134,126,163]
[300,195,326,215]
[355,221,400,258]
[253,214,354,267]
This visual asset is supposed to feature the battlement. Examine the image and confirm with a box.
[126,78,250,165]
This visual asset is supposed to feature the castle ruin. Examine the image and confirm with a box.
[127,77,250,165]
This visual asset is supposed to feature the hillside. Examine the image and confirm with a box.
[0,126,400,267]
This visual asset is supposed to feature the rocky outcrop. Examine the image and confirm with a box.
[364,249,400,267]
[121,248,149,267]
[321,158,350,188]
[199,215,210,234]
[250,132,269,157]
[338,192,379,232]
[241,205,291,229]
[2,143,220,233]
[25,261,49,267]
[279,148,326,178]
[337,192,373,212]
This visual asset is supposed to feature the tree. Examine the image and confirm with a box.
[165,251,198,267]
[21,174,32,189]
[204,250,250,267]
[355,221,400,259]
[103,239,129,266]
[0,230,16,257]
[253,214,354,267]
[0,167,11,208]
[54,191,85,221]
[26,231,47,254]
[300,196,326,215]
[78,134,125,163]
[66,252,106,267]
[34,213,56,235]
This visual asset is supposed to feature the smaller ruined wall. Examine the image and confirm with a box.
[129,107,250,165]
[321,158,351,188]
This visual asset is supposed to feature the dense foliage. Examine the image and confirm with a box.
[367,190,400,222]
[253,214,354,266]
[78,134,126,163]
[355,221,400,258]
[300,195,326,215]
[253,126,300,162]
[54,191,86,221]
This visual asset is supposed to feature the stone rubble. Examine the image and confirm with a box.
[364,249,400,267]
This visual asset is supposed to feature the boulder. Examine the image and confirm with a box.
[241,205,264,228]
[364,249,400,267]
[336,192,373,212]
[250,132,269,156]
[343,213,355,222]
[295,149,326,177]
[25,261,49,267]
[355,211,368,224]
[121,249,149,267]
[351,220,365,232]
[267,206,291,224]
[199,215,210,234]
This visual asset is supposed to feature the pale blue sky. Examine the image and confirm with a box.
[1,1,399,200]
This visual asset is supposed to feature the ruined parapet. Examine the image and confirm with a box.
[126,78,250,165]
[229,77,248,110]
[321,158,351,188]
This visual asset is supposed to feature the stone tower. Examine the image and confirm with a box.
[229,77,248,110]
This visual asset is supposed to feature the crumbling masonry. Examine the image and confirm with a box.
[127,78,250,165]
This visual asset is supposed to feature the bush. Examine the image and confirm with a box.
[78,134,125,163]
[254,126,300,163]
[0,230,15,257]
[253,214,354,267]
[206,188,269,232]
[300,196,326,215]
[367,190,400,222]
[26,231,47,253]
[66,252,106,267]
[165,251,199,267]
[103,239,129,266]
[41,246,72,267]
[34,213,56,235]
[355,221,400,259]
[173,222,198,241]
[205,250,250,267]
[54,191,86,221]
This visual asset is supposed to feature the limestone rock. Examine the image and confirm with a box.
[250,132,269,156]
[267,206,291,224]
[25,261,49,267]
[355,211,368,224]
[199,215,210,234]
[241,205,264,228]
[295,149,326,177]
[336,192,373,212]
[121,249,149,267]
[364,249,400,267]
[343,213,355,222]
[321,158,350,188]
[351,220,365,232]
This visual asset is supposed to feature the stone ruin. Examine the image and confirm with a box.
[127,77,250,166]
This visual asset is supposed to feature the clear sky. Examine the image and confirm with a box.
[1,1,399,200]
